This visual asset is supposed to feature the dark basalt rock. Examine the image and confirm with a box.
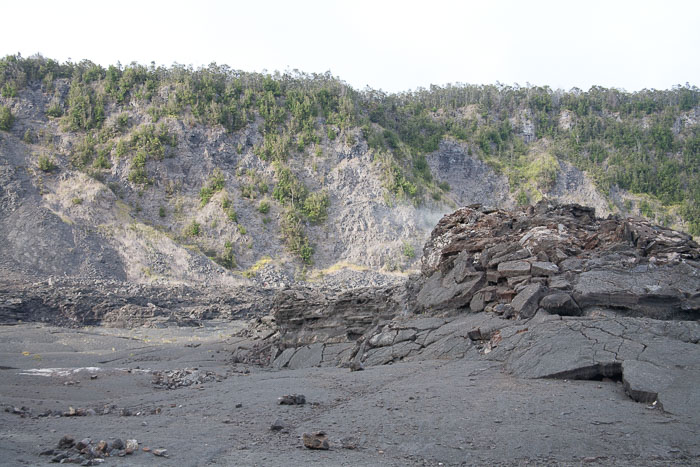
[484,315,700,415]
[0,278,275,327]
[272,285,404,349]
[266,202,700,416]
[411,201,700,320]
[540,292,581,316]
[302,431,329,450]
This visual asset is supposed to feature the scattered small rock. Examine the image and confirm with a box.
[152,368,224,389]
[51,452,69,463]
[95,440,108,453]
[340,436,358,449]
[302,431,330,450]
[270,418,285,431]
[125,439,139,454]
[75,438,91,450]
[57,435,75,449]
[467,328,483,341]
[278,394,306,405]
[44,435,157,464]
[5,405,31,417]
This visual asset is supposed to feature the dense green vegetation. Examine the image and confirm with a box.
[199,169,225,206]
[0,105,13,130]
[1,54,698,244]
[280,208,313,264]
[368,84,700,233]
[272,162,329,262]
[184,220,200,237]
[37,154,56,172]
[214,240,236,269]
[257,200,270,214]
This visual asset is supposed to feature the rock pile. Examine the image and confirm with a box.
[277,394,306,405]
[6,404,162,418]
[302,431,330,450]
[151,368,225,389]
[412,202,699,320]
[4,405,31,418]
[40,435,144,464]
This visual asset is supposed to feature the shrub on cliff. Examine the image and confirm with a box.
[0,105,13,131]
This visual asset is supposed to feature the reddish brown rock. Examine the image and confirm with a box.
[302,431,330,450]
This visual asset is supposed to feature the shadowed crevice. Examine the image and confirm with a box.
[544,362,623,381]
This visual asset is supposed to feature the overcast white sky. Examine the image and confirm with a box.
[2,0,698,93]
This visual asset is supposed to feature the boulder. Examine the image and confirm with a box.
[470,286,497,312]
[540,293,581,316]
[497,260,531,277]
[302,432,330,450]
[572,267,698,319]
[485,315,700,412]
[278,394,306,405]
[623,360,700,415]
[531,261,559,276]
[287,345,323,370]
[415,270,485,313]
[510,284,547,319]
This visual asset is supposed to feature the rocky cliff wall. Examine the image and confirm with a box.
[0,86,642,285]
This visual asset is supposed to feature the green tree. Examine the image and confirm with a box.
[185,221,201,237]
[0,105,13,130]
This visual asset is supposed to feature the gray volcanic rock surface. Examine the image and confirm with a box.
[1,202,699,465]
[1,323,699,466]
[413,202,699,319]
[269,202,700,433]
[0,278,276,327]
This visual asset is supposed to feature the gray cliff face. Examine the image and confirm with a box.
[0,87,448,283]
[0,135,127,281]
[427,138,612,215]
[427,139,511,208]
[1,86,617,285]
[548,159,612,217]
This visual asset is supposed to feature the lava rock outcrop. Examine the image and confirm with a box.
[411,202,699,320]
[268,202,700,414]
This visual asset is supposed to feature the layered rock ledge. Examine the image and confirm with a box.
[412,202,699,320]
[269,203,700,413]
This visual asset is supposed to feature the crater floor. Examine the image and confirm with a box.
[1,323,698,466]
